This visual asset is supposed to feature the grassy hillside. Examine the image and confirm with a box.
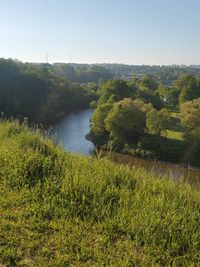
[0,121,200,266]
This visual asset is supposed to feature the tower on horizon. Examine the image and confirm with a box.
[46,52,48,64]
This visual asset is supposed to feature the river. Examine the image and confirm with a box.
[49,109,200,185]
[49,109,95,155]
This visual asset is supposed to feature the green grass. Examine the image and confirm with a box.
[163,110,185,141]
[170,111,181,119]
[0,120,200,266]
[165,129,184,141]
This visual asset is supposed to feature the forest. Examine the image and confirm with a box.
[0,59,101,122]
[68,63,200,84]
[89,74,200,167]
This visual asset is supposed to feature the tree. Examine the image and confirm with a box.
[179,76,200,104]
[53,63,77,81]
[180,98,200,139]
[180,98,200,165]
[90,103,113,144]
[137,76,163,109]
[146,108,171,135]
[98,80,132,104]
[127,78,138,96]
[0,59,96,122]
[105,98,151,145]
[175,75,192,90]
[137,88,163,109]
[140,75,158,91]
[146,109,159,134]
[158,86,181,108]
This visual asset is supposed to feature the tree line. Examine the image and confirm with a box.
[48,62,200,85]
[52,63,113,83]
[0,59,99,122]
[68,63,200,84]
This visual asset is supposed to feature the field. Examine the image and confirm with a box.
[0,121,200,266]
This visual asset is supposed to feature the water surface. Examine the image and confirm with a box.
[49,109,94,155]
[49,108,200,185]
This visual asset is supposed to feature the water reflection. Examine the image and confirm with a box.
[49,109,94,155]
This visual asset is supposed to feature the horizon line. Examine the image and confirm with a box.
[1,57,200,67]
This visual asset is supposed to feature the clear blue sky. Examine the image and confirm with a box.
[1,0,200,65]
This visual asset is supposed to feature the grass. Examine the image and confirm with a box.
[0,120,200,266]
[165,129,184,141]
[170,111,181,119]
[162,110,185,141]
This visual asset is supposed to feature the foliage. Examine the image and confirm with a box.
[89,75,200,165]
[52,63,77,81]
[95,63,200,83]
[180,97,200,142]
[53,63,113,83]
[0,121,200,266]
[179,75,200,104]
[127,75,163,109]
[179,97,200,166]
[158,86,181,108]
[140,74,159,91]
[141,134,186,162]
[89,100,98,109]
[98,80,133,104]
[180,98,200,135]
[0,59,96,122]
[90,103,113,144]
[137,86,163,109]
[146,108,171,135]
[105,98,152,145]
[89,77,190,163]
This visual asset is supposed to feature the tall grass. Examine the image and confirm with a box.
[0,120,200,266]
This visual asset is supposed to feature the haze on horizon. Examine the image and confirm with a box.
[1,0,200,65]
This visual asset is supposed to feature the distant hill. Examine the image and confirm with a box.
[52,63,113,83]
[62,63,200,84]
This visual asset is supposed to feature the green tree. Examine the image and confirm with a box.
[146,108,171,135]
[90,103,113,144]
[175,75,192,90]
[53,63,77,81]
[180,98,200,139]
[137,87,163,109]
[105,98,151,145]
[158,86,181,108]
[140,75,159,91]
[180,98,200,165]
[179,76,200,104]
[0,59,96,122]
[98,80,132,104]
[137,76,163,109]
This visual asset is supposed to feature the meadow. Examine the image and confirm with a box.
[0,120,200,266]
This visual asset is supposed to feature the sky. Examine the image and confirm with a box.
[0,0,200,65]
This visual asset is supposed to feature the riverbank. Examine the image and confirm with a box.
[86,132,200,183]
[0,120,200,266]
[100,150,200,185]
